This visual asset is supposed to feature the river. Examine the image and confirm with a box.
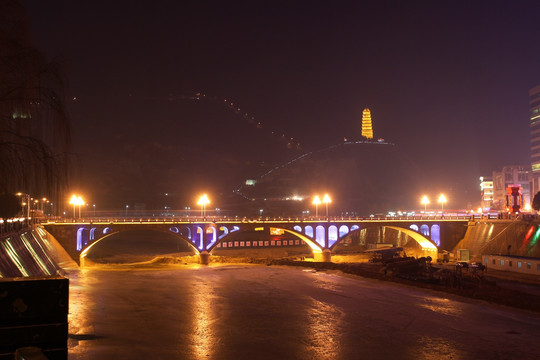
[67,263,540,360]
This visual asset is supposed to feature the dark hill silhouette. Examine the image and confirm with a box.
[233,141,424,216]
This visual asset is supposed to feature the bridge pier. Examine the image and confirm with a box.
[314,249,332,262]
[322,249,332,262]
[199,251,210,265]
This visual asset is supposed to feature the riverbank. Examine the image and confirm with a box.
[267,259,540,313]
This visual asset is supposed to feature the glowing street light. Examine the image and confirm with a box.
[438,194,447,213]
[197,194,210,217]
[322,194,331,217]
[69,195,77,217]
[77,197,84,218]
[125,205,129,217]
[421,195,429,213]
[312,196,321,217]
[69,195,84,219]
[16,192,30,218]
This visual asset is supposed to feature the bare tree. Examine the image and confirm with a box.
[0,0,71,214]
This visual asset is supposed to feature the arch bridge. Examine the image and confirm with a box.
[42,217,469,265]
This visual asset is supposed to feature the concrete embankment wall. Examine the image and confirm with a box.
[0,226,75,278]
[454,220,540,261]
[0,226,72,359]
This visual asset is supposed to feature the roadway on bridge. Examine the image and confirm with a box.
[67,264,540,360]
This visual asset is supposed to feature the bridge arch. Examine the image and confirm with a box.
[315,226,325,247]
[218,226,229,240]
[330,224,438,256]
[430,225,441,246]
[339,225,349,238]
[383,225,437,255]
[79,229,200,266]
[206,226,323,255]
[305,226,314,238]
[328,225,338,247]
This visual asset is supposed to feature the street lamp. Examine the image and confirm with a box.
[16,193,30,218]
[69,195,77,218]
[322,194,331,217]
[197,194,210,217]
[312,196,321,217]
[125,205,129,217]
[421,195,429,213]
[69,195,84,219]
[438,194,447,214]
[93,204,96,217]
[77,197,84,218]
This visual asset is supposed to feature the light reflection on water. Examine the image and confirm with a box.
[68,269,97,356]
[190,278,216,359]
[414,335,466,360]
[304,298,343,359]
[418,296,463,317]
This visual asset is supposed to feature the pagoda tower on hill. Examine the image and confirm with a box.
[362,108,373,139]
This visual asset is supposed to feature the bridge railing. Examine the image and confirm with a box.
[44,214,481,224]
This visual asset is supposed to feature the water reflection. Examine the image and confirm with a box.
[68,269,97,357]
[304,298,343,359]
[414,335,466,360]
[417,296,463,317]
[190,277,216,359]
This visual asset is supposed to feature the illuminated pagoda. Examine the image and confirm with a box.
[362,108,373,139]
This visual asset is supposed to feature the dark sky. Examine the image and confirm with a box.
[19,0,540,211]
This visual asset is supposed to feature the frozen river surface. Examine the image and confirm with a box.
[68,264,540,360]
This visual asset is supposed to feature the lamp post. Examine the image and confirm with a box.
[438,194,447,214]
[312,196,321,217]
[69,195,84,219]
[125,205,129,218]
[69,195,77,218]
[16,193,30,218]
[322,194,331,217]
[93,204,96,217]
[421,195,429,213]
[77,197,84,218]
[197,194,210,217]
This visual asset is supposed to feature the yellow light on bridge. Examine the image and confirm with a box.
[421,195,429,212]
[312,195,321,217]
[438,194,447,212]
[322,194,331,217]
[69,195,85,218]
[270,227,284,235]
[197,194,210,217]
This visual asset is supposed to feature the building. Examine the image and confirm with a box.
[482,255,540,275]
[492,166,530,210]
[479,177,494,210]
[530,85,540,194]
[361,108,373,139]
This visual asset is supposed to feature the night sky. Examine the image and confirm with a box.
[19,0,540,211]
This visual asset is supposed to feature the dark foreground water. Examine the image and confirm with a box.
[67,264,540,360]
